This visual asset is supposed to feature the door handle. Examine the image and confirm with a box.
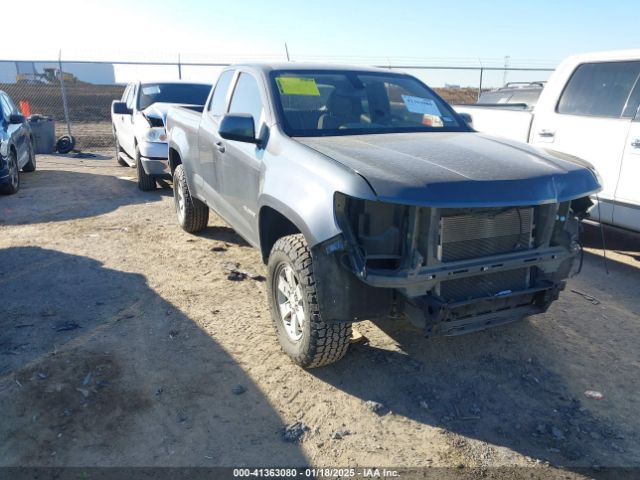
[538,129,555,138]
[214,141,225,153]
[631,139,640,149]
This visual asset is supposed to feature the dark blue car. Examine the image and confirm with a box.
[0,91,36,195]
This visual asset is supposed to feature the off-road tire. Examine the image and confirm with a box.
[22,140,36,172]
[173,164,209,233]
[267,234,352,368]
[0,150,19,195]
[135,144,156,191]
[115,136,128,167]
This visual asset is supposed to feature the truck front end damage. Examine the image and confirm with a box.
[313,193,593,336]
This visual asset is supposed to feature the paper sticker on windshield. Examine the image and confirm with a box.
[401,95,441,116]
[142,85,161,95]
[276,77,320,96]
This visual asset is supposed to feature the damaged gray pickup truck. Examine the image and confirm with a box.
[165,64,601,368]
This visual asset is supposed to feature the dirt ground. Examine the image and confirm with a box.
[1,153,639,478]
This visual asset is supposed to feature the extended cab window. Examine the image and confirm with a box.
[125,85,136,109]
[228,73,264,132]
[0,95,8,122]
[270,70,464,137]
[121,84,131,102]
[209,70,235,116]
[557,61,640,118]
[2,94,16,115]
[0,94,14,121]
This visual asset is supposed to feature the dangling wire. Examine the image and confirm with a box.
[574,240,584,276]
[595,193,609,275]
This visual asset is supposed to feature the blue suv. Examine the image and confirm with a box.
[0,91,36,195]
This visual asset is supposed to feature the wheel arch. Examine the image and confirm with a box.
[257,191,343,263]
[258,205,302,263]
[168,146,182,175]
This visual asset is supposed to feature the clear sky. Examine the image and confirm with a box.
[4,0,640,87]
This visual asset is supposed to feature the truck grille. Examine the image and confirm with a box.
[440,208,533,262]
[440,268,529,302]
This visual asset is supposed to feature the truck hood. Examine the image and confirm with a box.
[142,102,199,125]
[296,132,601,207]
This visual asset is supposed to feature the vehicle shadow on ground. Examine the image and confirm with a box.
[313,305,635,470]
[581,223,640,263]
[0,170,164,225]
[53,153,113,161]
[573,251,640,317]
[575,224,640,314]
[198,225,251,247]
[0,247,306,466]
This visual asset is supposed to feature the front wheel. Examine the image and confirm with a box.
[0,151,20,195]
[267,234,352,368]
[135,144,156,191]
[173,164,209,233]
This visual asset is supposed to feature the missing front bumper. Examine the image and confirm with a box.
[403,282,563,337]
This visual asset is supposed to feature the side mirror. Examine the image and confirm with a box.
[458,112,473,127]
[112,101,133,115]
[219,114,258,144]
[9,114,25,124]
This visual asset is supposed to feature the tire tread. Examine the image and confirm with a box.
[173,164,209,233]
[270,234,351,368]
[136,145,156,191]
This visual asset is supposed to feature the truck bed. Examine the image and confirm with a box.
[166,105,204,164]
[453,105,534,144]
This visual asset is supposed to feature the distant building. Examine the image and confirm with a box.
[444,83,461,89]
[0,62,17,83]
[2,61,116,85]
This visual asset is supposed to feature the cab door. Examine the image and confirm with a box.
[196,69,235,207]
[113,84,129,151]
[530,61,640,224]
[216,71,266,242]
[614,102,640,231]
[119,84,137,157]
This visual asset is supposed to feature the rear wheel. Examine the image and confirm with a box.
[173,164,209,233]
[1,151,20,195]
[267,234,352,368]
[135,144,156,191]
[22,140,36,172]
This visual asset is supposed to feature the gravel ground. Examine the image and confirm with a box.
[0,153,639,478]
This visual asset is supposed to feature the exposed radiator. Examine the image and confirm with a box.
[437,207,534,302]
[440,208,534,262]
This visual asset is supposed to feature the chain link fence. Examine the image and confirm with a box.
[0,59,554,152]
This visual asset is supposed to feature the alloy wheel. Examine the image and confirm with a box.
[275,263,305,341]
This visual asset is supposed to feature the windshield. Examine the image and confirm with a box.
[138,83,211,110]
[270,70,467,137]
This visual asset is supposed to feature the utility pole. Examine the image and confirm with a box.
[478,58,484,100]
[503,55,511,86]
[58,50,72,140]
[284,43,291,62]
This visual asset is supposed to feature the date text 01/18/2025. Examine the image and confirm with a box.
[232,468,400,478]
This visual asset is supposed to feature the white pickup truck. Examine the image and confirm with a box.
[455,49,640,232]
[111,81,211,190]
